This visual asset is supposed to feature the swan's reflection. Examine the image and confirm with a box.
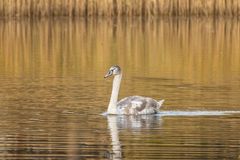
[107,115,163,159]
[107,116,122,160]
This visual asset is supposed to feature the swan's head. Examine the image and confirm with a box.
[104,65,121,78]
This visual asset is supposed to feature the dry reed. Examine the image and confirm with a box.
[0,0,240,17]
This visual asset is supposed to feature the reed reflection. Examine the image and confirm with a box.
[0,18,239,159]
[0,18,239,85]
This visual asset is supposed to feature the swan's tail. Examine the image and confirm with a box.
[158,99,165,106]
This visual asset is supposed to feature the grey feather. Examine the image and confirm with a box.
[117,96,163,115]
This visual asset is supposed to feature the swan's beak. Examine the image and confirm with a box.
[104,71,112,78]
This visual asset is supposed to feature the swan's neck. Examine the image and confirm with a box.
[107,74,122,114]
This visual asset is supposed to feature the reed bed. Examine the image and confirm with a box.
[0,0,240,17]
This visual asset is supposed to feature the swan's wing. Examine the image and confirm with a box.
[117,96,160,114]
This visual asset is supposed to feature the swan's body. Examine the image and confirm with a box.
[117,96,164,114]
[105,65,164,115]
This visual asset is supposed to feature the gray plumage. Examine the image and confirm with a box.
[117,96,164,115]
[105,65,164,115]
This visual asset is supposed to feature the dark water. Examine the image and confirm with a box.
[0,18,239,159]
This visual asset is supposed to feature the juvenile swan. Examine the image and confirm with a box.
[104,65,164,115]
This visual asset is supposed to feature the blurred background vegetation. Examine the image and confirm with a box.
[0,0,240,17]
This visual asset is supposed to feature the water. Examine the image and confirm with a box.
[0,18,239,159]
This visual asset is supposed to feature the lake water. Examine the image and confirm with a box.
[0,18,239,159]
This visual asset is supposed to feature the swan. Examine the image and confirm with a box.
[104,65,164,115]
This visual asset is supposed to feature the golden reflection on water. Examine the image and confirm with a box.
[0,18,239,83]
[0,18,239,159]
[0,18,239,109]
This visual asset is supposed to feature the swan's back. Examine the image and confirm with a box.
[117,96,164,115]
